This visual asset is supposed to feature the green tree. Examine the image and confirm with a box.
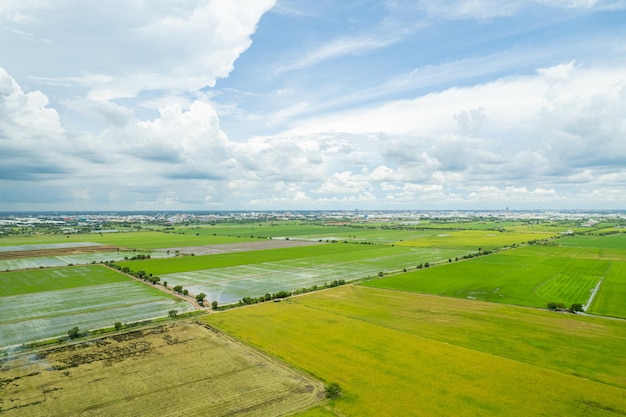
[326,382,342,399]
[114,322,123,331]
[68,326,80,339]
[570,303,584,313]
[168,309,178,318]
[196,292,206,304]
[211,300,218,310]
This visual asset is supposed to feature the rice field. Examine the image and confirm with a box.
[364,245,612,309]
[0,265,193,348]
[0,322,324,417]
[395,229,556,249]
[0,250,172,271]
[203,285,626,417]
[145,245,466,304]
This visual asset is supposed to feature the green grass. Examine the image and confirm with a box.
[0,265,128,296]
[557,234,626,250]
[118,243,464,276]
[364,245,609,309]
[395,229,556,249]
[589,261,626,317]
[203,286,626,417]
[0,231,253,250]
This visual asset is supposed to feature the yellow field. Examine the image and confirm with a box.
[0,322,324,416]
[203,286,626,417]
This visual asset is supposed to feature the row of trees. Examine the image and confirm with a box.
[238,280,347,306]
[547,301,584,313]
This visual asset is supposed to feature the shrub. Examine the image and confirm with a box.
[326,382,342,399]
[547,301,567,311]
[569,303,584,313]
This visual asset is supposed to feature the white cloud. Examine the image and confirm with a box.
[3,1,276,100]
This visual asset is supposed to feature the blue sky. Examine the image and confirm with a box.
[1,0,626,211]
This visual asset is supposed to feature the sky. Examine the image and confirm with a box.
[1,0,626,211]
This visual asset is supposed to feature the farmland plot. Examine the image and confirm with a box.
[0,322,324,417]
[364,245,610,308]
[160,246,465,304]
[204,286,626,417]
[0,250,172,271]
[0,266,193,347]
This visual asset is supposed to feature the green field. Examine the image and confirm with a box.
[0,265,193,347]
[0,250,172,271]
[590,261,626,317]
[119,243,466,304]
[0,231,254,250]
[203,286,626,417]
[558,233,626,250]
[364,246,602,307]
[395,229,556,249]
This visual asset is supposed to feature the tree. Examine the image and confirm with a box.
[325,382,342,399]
[547,301,567,311]
[114,322,123,331]
[68,326,80,339]
[168,309,178,318]
[196,292,206,304]
[570,303,584,313]
[173,285,183,293]
[211,300,218,310]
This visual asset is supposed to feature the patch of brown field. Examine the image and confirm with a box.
[160,239,325,256]
[0,322,324,417]
[0,245,121,260]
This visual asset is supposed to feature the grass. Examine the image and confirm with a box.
[395,229,556,250]
[0,322,324,416]
[120,244,466,304]
[118,243,465,276]
[0,265,128,296]
[363,245,610,309]
[589,261,626,317]
[0,231,254,250]
[0,265,193,347]
[203,286,626,417]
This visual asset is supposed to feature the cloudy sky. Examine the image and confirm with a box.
[2,1,626,211]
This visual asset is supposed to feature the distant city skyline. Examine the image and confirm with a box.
[2,1,626,211]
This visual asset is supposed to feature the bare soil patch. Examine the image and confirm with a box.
[0,245,120,261]
[160,239,325,256]
[0,322,324,417]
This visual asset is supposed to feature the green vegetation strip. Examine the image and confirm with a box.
[203,286,626,417]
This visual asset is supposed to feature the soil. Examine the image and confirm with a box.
[0,245,121,260]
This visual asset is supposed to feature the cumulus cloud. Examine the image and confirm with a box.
[3,1,275,100]
[241,61,626,207]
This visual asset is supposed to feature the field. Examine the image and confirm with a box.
[0,265,193,347]
[362,244,626,315]
[0,231,256,250]
[0,322,324,416]
[203,285,626,417]
[395,229,556,249]
[120,243,466,304]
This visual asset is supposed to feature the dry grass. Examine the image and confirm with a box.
[0,322,324,416]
